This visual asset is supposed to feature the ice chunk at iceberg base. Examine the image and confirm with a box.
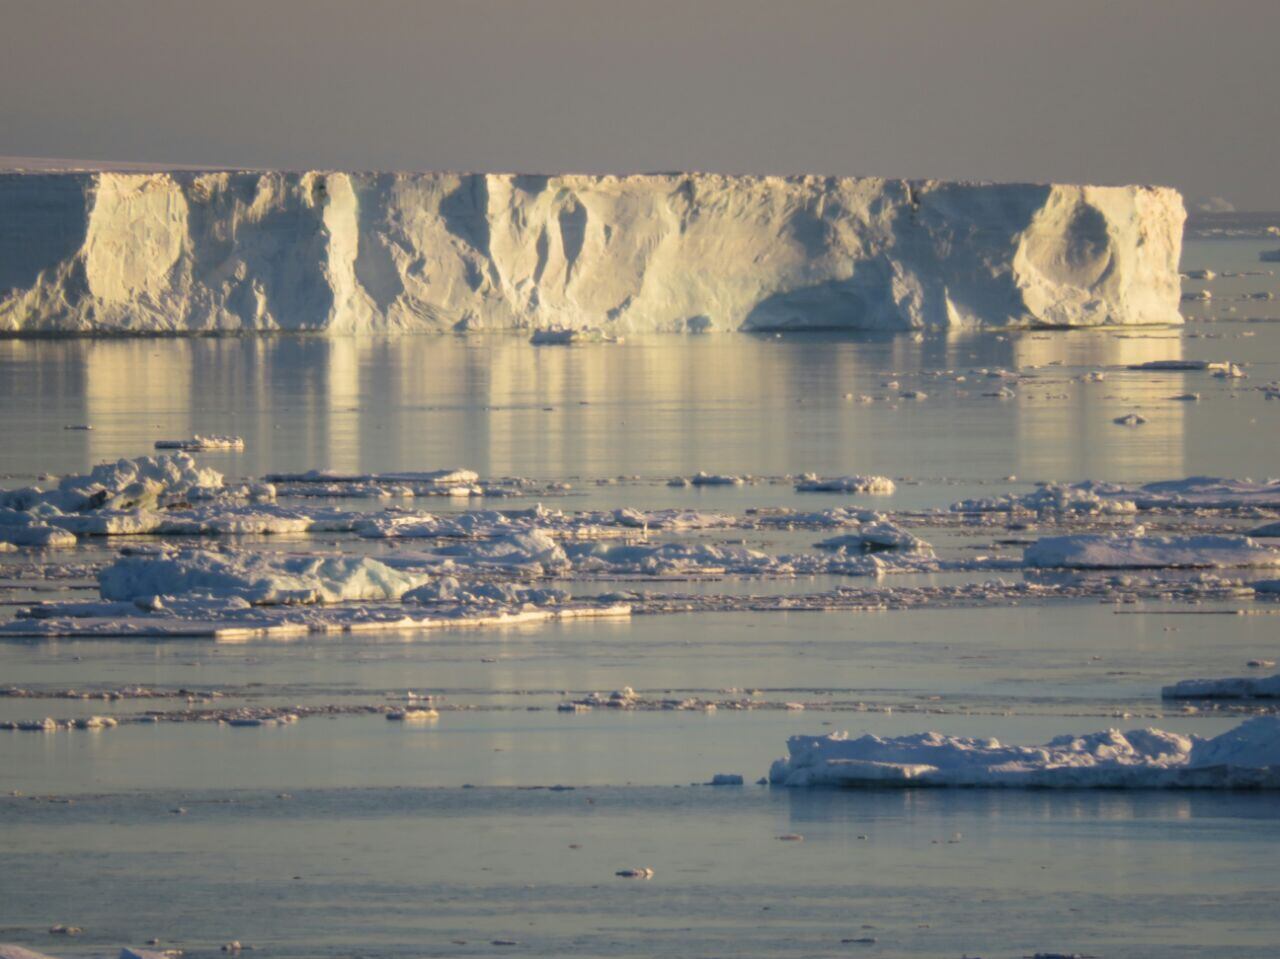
[1023,529,1280,569]
[98,547,430,606]
[1163,674,1280,700]
[768,717,1280,788]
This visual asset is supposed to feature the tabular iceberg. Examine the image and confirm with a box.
[0,171,1184,334]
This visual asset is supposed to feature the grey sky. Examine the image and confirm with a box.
[3,0,1278,206]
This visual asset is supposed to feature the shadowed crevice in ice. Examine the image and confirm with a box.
[769,716,1280,788]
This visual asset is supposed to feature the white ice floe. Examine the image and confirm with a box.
[952,483,1137,515]
[0,453,238,513]
[794,474,896,494]
[154,435,245,451]
[814,522,933,555]
[769,716,1280,788]
[0,453,274,547]
[1024,530,1280,569]
[956,477,1280,513]
[423,530,571,572]
[402,577,569,608]
[264,467,478,486]
[1127,360,1235,372]
[566,541,775,575]
[1162,674,1280,699]
[98,547,431,605]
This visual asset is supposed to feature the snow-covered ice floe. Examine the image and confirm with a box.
[1163,674,1280,700]
[794,474,896,494]
[769,716,1280,788]
[955,477,1280,513]
[98,547,431,605]
[1023,530,1280,569]
[154,435,245,451]
[0,453,271,547]
[0,172,1183,334]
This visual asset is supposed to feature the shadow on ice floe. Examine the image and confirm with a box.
[768,716,1280,789]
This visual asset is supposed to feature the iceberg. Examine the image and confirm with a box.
[0,171,1184,334]
[769,716,1280,788]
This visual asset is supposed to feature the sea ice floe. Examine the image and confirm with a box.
[1023,530,1280,569]
[814,523,933,555]
[794,474,896,494]
[0,947,61,959]
[565,541,776,575]
[951,483,1137,515]
[0,454,274,546]
[955,477,1280,513]
[769,716,1280,788]
[0,453,246,513]
[154,435,245,451]
[1162,674,1280,699]
[98,547,432,605]
[1127,359,1235,372]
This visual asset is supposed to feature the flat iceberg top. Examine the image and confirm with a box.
[0,171,1184,334]
[770,717,1280,788]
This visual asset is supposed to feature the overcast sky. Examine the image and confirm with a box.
[3,0,1278,207]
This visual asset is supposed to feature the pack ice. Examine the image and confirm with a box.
[0,171,1184,333]
[769,716,1280,788]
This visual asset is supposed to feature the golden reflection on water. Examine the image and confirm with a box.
[0,328,1208,483]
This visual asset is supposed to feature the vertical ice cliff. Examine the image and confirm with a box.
[0,171,1184,334]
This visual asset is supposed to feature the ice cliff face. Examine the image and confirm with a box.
[0,171,1185,334]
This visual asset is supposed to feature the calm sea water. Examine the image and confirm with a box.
[1,238,1279,958]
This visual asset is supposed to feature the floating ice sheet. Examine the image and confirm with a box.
[769,716,1280,788]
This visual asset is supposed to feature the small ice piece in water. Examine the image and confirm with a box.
[387,708,440,721]
[1113,413,1147,427]
[689,471,745,487]
[155,435,246,451]
[709,773,744,786]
